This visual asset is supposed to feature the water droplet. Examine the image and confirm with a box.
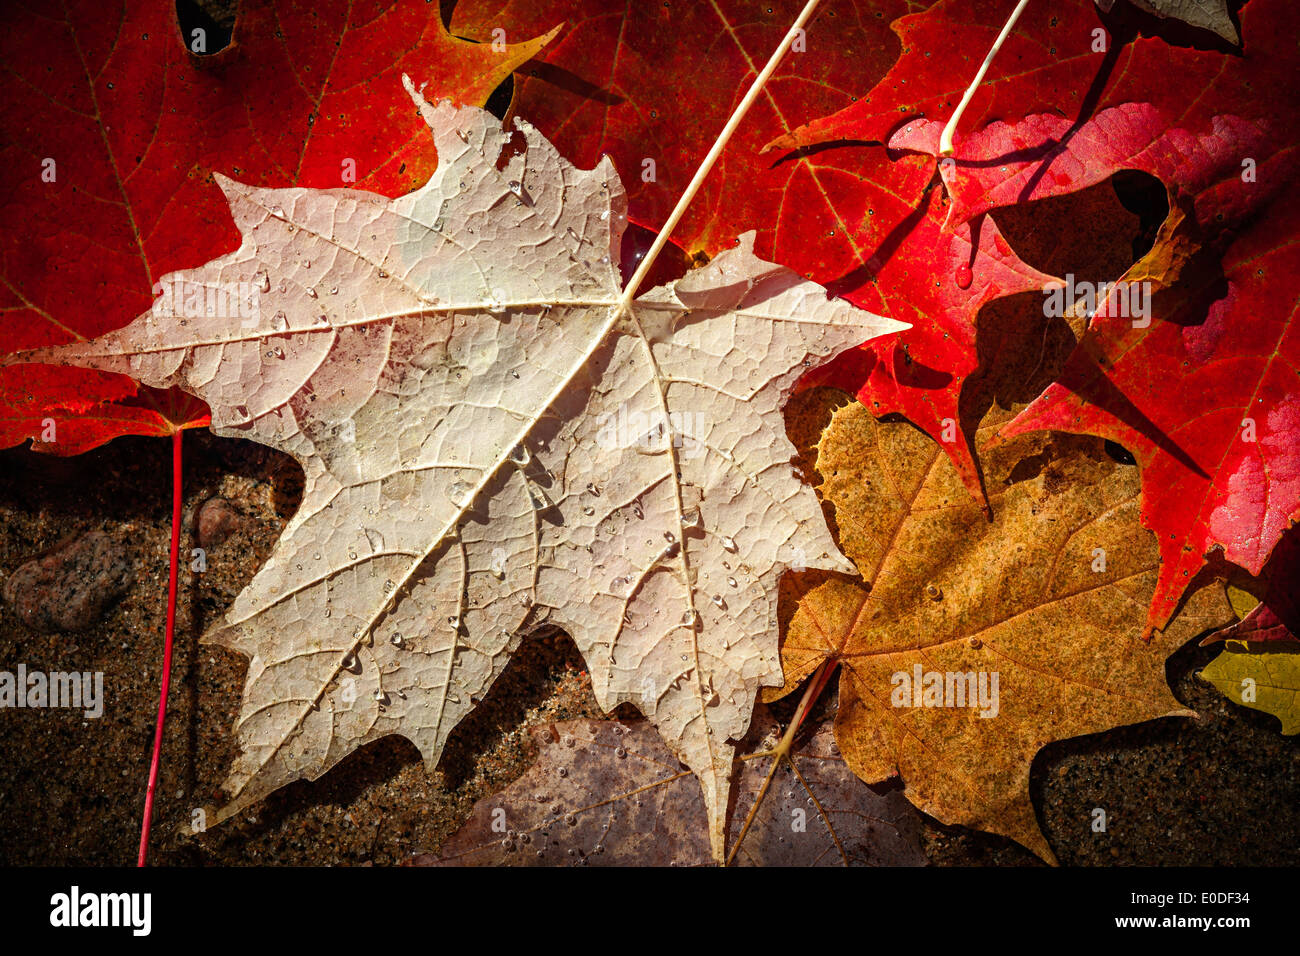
[711,594,725,608]
[507,180,522,196]
[954,264,973,289]
[511,369,520,379]
[364,527,385,551]
[306,287,318,298]
[347,549,358,560]
[329,286,338,295]
[272,346,284,359]
[255,272,270,293]
[557,767,568,778]
[721,535,737,552]
[663,531,676,544]
[632,502,644,520]
[615,747,627,759]
[582,506,595,516]
[927,584,943,601]
[391,633,404,647]
[564,813,576,826]
[726,576,738,589]
[509,443,530,466]
[586,482,600,496]
[448,480,474,506]
[681,609,700,628]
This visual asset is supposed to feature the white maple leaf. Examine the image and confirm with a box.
[12,78,906,860]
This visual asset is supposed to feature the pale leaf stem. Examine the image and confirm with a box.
[618,0,824,305]
[939,0,1032,156]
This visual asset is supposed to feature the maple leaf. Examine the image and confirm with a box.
[799,185,1058,506]
[752,0,1297,501]
[0,0,558,452]
[768,386,1233,861]
[1200,640,1300,735]
[898,110,1300,636]
[765,0,1277,158]
[417,712,927,866]
[831,0,1300,637]
[8,83,905,861]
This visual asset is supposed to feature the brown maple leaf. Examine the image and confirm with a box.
[769,382,1234,861]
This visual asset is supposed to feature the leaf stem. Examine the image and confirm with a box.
[618,0,824,303]
[138,427,183,866]
[724,657,837,866]
[938,0,1032,156]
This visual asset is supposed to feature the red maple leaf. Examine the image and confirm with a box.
[999,188,1299,636]
[765,0,1257,157]
[0,0,557,453]
[800,184,1058,504]
[451,0,918,281]
[867,0,1300,635]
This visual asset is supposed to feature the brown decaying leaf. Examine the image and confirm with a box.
[417,711,927,866]
[769,382,1234,862]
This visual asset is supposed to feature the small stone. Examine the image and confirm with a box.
[197,497,252,548]
[1,531,134,632]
